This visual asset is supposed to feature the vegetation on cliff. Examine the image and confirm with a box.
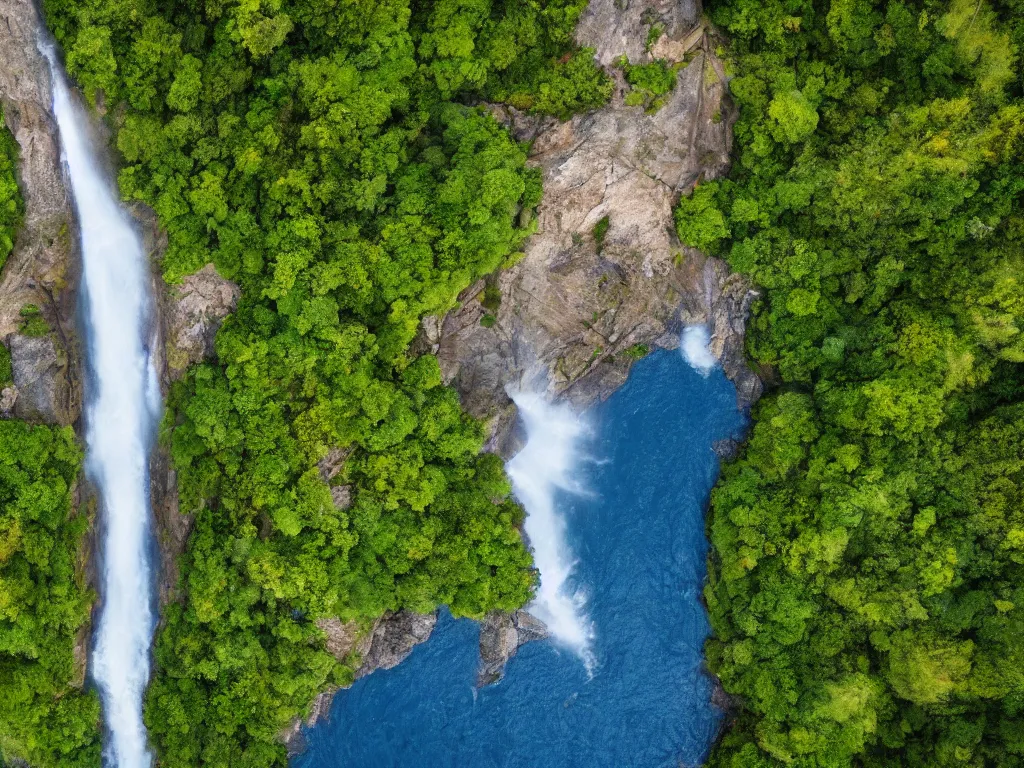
[0,111,22,274]
[40,0,608,764]
[683,0,1024,764]
[0,116,99,768]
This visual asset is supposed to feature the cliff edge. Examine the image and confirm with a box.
[433,5,761,457]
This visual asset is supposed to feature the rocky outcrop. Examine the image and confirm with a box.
[477,609,548,686]
[437,21,760,455]
[162,263,239,381]
[577,0,701,66]
[356,610,438,678]
[7,332,74,422]
[0,0,81,427]
[282,610,438,756]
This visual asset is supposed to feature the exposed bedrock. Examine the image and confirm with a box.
[435,18,761,458]
[0,0,81,426]
[477,609,549,687]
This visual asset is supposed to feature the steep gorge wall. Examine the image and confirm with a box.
[0,0,81,426]
[433,0,761,456]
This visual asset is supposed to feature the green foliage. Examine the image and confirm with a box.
[624,343,650,359]
[592,214,610,251]
[0,344,11,388]
[619,57,677,112]
[675,182,730,251]
[0,421,99,767]
[34,0,608,762]
[17,305,49,338]
[512,49,614,119]
[699,0,1024,765]
[482,281,502,311]
[0,111,22,274]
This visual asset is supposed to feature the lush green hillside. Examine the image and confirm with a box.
[40,0,609,764]
[686,0,1024,764]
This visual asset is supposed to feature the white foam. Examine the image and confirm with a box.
[681,326,717,375]
[506,390,595,671]
[43,45,159,768]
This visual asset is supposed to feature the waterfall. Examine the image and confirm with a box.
[42,46,159,768]
[681,326,717,375]
[506,391,595,670]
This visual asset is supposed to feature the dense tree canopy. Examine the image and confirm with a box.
[688,0,1024,764]
[0,421,98,767]
[39,0,608,764]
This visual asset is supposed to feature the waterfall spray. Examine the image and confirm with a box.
[681,326,717,375]
[506,391,595,670]
[42,45,160,768]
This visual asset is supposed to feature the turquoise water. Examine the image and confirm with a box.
[294,351,746,768]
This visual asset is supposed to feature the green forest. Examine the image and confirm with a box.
[1,0,1023,764]
[683,0,1024,764]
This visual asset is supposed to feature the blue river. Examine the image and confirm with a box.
[294,350,746,768]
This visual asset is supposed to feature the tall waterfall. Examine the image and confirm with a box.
[506,391,595,670]
[43,47,160,768]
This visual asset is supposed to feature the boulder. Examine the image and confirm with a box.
[477,609,549,686]
[163,263,240,380]
[356,610,438,678]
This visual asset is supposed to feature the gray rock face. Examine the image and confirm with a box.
[9,333,73,422]
[0,0,82,426]
[576,0,700,66]
[0,384,17,416]
[163,263,240,380]
[478,609,548,686]
[437,26,760,454]
[356,610,438,678]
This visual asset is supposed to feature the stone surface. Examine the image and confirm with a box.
[0,0,82,426]
[0,384,17,416]
[477,609,549,687]
[330,484,352,510]
[438,26,760,454]
[162,263,240,380]
[9,332,74,422]
[711,437,741,461]
[356,610,438,679]
[576,0,701,66]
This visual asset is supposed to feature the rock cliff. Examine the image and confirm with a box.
[0,0,81,426]
[434,12,760,457]
[433,0,762,684]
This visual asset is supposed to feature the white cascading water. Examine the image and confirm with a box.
[42,46,160,768]
[681,325,717,374]
[506,391,595,670]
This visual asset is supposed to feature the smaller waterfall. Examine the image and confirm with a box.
[506,391,595,669]
[42,45,159,768]
[681,326,717,375]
